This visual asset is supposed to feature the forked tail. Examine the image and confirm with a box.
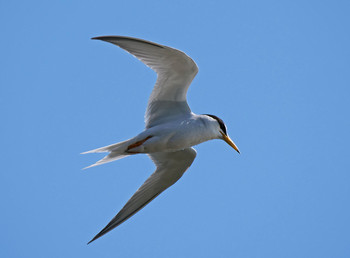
[81,139,133,169]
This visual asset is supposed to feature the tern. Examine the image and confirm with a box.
[83,36,240,244]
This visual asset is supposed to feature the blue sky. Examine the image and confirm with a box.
[1,0,350,257]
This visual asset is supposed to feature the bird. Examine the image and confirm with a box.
[83,36,240,244]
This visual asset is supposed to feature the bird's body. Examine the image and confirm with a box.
[128,115,216,151]
[84,36,240,244]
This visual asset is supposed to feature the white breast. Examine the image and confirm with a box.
[164,115,218,150]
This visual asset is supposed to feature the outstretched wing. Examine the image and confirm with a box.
[88,148,197,244]
[92,36,198,128]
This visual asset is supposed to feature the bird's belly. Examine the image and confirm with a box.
[166,131,204,150]
[132,119,214,153]
[164,123,213,151]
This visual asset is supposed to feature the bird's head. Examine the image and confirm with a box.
[204,114,240,154]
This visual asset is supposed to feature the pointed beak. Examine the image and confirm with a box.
[220,131,240,154]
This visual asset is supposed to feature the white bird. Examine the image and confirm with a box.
[83,36,240,244]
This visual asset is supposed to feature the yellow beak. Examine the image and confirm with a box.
[220,131,240,154]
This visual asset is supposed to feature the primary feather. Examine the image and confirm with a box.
[84,36,239,244]
[91,36,198,128]
[88,148,196,244]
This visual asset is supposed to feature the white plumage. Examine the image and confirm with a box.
[83,36,240,244]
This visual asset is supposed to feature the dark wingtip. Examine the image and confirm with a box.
[90,36,165,48]
[91,36,107,40]
[91,36,123,41]
[87,229,106,245]
[87,236,97,245]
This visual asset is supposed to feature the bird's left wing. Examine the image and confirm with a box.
[88,148,197,244]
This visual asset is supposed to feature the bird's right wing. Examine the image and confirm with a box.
[92,36,198,128]
[88,148,197,244]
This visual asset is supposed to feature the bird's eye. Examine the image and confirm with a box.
[220,125,227,135]
[204,114,227,135]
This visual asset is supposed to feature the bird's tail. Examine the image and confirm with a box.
[81,139,133,169]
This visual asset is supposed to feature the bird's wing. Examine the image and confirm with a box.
[92,36,198,128]
[88,148,197,244]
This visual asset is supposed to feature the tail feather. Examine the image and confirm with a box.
[83,153,129,169]
[81,139,130,154]
[82,139,133,169]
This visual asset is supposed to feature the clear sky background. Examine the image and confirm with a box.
[1,0,349,257]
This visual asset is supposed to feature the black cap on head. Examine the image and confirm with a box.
[204,114,227,135]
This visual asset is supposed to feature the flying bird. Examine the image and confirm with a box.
[83,36,240,244]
